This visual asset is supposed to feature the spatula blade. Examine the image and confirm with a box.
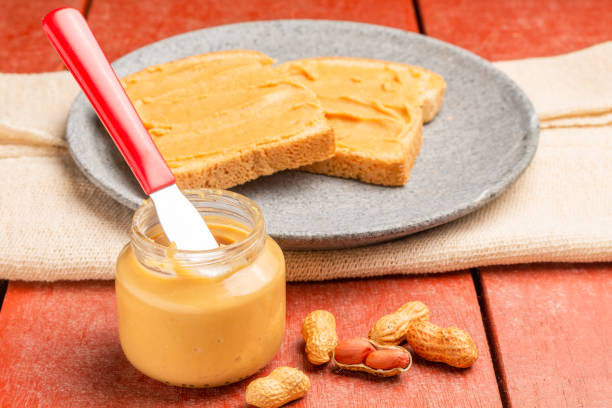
[149,185,218,251]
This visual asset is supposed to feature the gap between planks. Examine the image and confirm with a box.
[0,280,7,312]
[472,269,510,408]
[412,0,426,34]
[83,0,94,18]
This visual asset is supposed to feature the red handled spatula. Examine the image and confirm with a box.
[42,7,218,251]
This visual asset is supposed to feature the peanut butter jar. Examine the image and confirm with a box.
[115,190,286,387]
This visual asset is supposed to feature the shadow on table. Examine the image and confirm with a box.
[76,331,248,406]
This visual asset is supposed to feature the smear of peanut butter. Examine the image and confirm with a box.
[277,58,427,156]
[121,51,326,166]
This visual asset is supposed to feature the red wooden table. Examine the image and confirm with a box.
[1,1,611,407]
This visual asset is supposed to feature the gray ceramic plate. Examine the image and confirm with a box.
[66,20,538,250]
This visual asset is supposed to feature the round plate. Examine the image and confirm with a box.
[66,20,538,250]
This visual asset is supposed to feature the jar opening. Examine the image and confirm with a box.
[130,189,266,277]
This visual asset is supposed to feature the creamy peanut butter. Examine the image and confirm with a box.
[121,51,325,168]
[278,58,426,157]
[116,214,285,387]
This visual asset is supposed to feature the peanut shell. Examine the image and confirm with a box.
[405,320,478,368]
[302,310,338,365]
[368,301,430,345]
[245,367,310,408]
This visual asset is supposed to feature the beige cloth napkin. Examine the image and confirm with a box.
[1,42,611,281]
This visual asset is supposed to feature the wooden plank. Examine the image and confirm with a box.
[0,273,501,407]
[0,0,87,72]
[85,0,418,62]
[480,264,612,407]
[418,0,612,60]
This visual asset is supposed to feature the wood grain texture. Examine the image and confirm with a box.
[0,0,87,72]
[86,0,418,62]
[480,264,612,408]
[418,0,612,60]
[0,274,502,407]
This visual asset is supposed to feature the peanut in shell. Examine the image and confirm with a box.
[301,310,338,365]
[405,320,478,368]
[368,300,430,345]
[245,367,310,408]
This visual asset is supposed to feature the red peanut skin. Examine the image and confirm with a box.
[334,338,376,365]
[365,349,411,370]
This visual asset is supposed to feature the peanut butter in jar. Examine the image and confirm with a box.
[115,190,285,387]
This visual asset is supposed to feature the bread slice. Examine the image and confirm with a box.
[276,57,445,186]
[122,50,334,189]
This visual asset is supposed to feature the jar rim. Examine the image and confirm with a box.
[130,189,266,272]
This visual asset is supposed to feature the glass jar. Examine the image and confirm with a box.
[115,189,285,388]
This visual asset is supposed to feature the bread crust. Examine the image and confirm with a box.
[174,122,335,189]
[301,108,423,186]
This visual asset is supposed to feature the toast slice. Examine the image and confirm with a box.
[276,57,445,185]
[122,50,334,189]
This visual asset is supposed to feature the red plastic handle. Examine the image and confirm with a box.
[42,7,175,195]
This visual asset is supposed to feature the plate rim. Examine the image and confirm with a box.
[66,19,540,250]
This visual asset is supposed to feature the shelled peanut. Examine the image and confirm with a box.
[301,310,338,365]
[332,338,412,377]
[405,321,478,368]
[368,301,430,345]
[245,367,310,408]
